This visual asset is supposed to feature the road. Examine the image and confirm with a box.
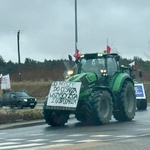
[0,107,150,150]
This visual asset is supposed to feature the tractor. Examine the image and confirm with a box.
[121,65,147,110]
[130,69,147,110]
[43,52,136,126]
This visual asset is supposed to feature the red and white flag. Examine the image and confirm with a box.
[73,49,80,59]
[129,61,135,69]
[0,74,2,82]
[1,74,11,89]
[107,45,111,53]
[106,39,111,53]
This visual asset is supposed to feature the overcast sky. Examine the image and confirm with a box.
[0,0,150,63]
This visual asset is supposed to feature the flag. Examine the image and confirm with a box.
[1,74,11,89]
[73,49,80,59]
[0,74,2,82]
[129,61,135,69]
[107,45,111,53]
[106,39,111,53]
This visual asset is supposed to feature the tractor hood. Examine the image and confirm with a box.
[66,72,98,90]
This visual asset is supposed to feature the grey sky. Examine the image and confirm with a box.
[0,0,150,63]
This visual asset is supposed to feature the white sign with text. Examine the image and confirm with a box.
[47,81,81,108]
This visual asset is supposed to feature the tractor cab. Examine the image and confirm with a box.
[67,52,121,86]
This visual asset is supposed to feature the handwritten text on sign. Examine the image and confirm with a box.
[47,81,81,108]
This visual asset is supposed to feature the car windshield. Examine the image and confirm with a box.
[80,58,105,73]
[15,92,29,97]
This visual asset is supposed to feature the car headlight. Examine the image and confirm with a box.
[23,99,28,102]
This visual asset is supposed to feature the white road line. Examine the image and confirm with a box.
[51,139,74,142]
[90,135,112,137]
[0,143,46,150]
[67,134,86,137]
[115,135,137,138]
[29,139,48,142]
[7,139,25,141]
[77,139,101,143]
[0,142,18,146]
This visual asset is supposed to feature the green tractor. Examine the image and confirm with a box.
[43,52,136,126]
[131,70,147,110]
[121,65,147,110]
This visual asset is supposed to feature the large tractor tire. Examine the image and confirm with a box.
[89,89,113,125]
[43,98,69,127]
[137,99,147,110]
[0,101,3,108]
[113,81,136,121]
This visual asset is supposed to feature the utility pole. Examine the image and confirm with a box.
[17,30,21,64]
[75,0,78,52]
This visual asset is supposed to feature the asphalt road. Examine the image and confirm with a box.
[0,107,150,150]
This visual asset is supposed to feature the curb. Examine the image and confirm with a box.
[0,114,75,130]
[0,120,45,130]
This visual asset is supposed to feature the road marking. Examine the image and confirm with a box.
[7,138,25,141]
[115,135,137,138]
[77,139,101,143]
[29,133,44,136]
[29,139,48,142]
[67,134,86,137]
[51,139,74,142]
[0,143,46,150]
[0,142,18,146]
[90,134,112,137]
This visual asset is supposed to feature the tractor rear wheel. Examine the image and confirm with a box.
[137,99,147,110]
[43,98,69,127]
[90,89,113,125]
[113,81,136,121]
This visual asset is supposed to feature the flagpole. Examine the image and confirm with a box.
[75,0,78,52]
[107,38,108,47]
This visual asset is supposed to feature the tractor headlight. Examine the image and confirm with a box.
[80,54,84,58]
[98,53,103,57]
[67,70,74,76]
[100,69,106,73]
[100,70,107,76]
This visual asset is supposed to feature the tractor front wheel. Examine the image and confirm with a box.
[43,98,69,127]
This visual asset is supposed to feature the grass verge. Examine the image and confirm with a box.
[0,108,43,124]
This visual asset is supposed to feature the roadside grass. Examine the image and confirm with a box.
[11,81,52,102]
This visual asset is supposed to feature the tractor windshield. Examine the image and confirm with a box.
[79,58,105,77]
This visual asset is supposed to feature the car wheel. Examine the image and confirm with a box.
[17,102,23,109]
[30,105,35,109]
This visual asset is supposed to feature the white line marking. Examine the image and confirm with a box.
[7,139,25,141]
[29,139,48,142]
[90,135,112,137]
[77,139,101,143]
[67,134,86,137]
[115,135,136,138]
[0,142,18,146]
[0,143,46,150]
[51,139,74,142]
